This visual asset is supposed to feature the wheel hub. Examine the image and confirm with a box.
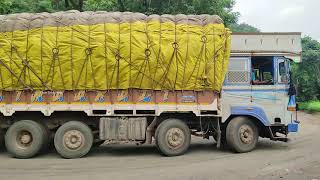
[63,130,84,150]
[21,134,32,144]
[17,130,33,147]
[166,128,185,149]
[239,124,253,144]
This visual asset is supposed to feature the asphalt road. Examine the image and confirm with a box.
[0,112,319,180]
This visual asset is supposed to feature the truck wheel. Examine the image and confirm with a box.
[155,119,191,156]
[38,123,52,152]
[226,116,259,153]
[54,121,93,159]
[5,120,47,158]
[0,129,4,149]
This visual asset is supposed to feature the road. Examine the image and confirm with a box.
[0,112,319,180]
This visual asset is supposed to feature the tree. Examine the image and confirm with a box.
[0,0,54,14]
[292,36,320,101]
[0,0,239,25]
[84,0,117,11]
[53,0,84,11]
[84,0,239,25]
[0,0,13,14]
[229,23,260,32]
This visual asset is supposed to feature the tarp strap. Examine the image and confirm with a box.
[103,20,109,89]
[70,24,75,89]
[182,18,190,90]
[213,25,216,88]
[46,25,66,89]
[0,58,31,89]
[159,43,176,90]
[173,21,178,89]
[221,29,228,82]
[0,60,3,88]
[129,17,132,88]
[88,23,97,89]
[52,19,174,90]
[0,35,48,89]
[132,22,151,89]
[183,39,205,89]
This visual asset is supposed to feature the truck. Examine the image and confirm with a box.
[0,11,301,159]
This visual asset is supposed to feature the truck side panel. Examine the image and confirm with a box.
[0,90,219,117]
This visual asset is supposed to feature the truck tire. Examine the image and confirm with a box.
[155,119,191,156]
[54,121,93,159]
[38,123,52,153]
[226,116,259,153]
[0,129,4,149]
[5,120,48,158]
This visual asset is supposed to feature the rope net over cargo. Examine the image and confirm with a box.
[0,11,231,91]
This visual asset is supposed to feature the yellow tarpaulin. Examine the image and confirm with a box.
[0,11,231,91]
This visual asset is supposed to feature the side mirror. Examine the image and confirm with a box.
[288,71,296,96]
[288,84,296,95]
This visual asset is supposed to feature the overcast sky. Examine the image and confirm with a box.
[234,0,320,41]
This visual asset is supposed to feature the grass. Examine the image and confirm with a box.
[299,101,320,113]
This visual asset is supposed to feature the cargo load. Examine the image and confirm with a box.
[0,11,231,91]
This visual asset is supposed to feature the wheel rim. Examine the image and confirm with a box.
[166,128,185,149]
[239,124,254,144]
[63,130,85,150]
[16,130,33,148]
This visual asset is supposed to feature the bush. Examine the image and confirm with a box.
[299,101,320,113]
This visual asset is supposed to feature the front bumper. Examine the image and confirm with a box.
[287,122,299,132]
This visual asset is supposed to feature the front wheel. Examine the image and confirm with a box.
[54,121,93,159]
[226,116,259,153]
[155,119,191,156]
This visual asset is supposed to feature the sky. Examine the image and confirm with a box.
[233,0,320,41]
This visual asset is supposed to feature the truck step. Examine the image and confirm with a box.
[271,137,289,142]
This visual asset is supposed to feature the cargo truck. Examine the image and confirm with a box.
[0,11,301,158]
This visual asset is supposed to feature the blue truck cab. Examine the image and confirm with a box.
[222,32,302,142]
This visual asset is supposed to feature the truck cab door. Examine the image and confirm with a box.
[275,57,292,124]
[222,57,252,121]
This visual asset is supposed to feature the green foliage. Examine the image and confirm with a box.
[299,101,320,113]
[292,36,320,102]
[84,0,117,11]
[0,0,239,25]
[84,0,239,25]
[0,0,54,14]
[229,23,260,32]
[0,0,13,14]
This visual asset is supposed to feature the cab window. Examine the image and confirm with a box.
[251,57,274,85]
[278,58,288,84]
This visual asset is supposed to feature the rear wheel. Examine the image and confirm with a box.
[5,120,48,158]
[0,129,4,149]
[54,121,93,159]
[226,116,259,153]
[155,119,191,156]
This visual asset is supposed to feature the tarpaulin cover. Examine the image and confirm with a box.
[0,11,231,91]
